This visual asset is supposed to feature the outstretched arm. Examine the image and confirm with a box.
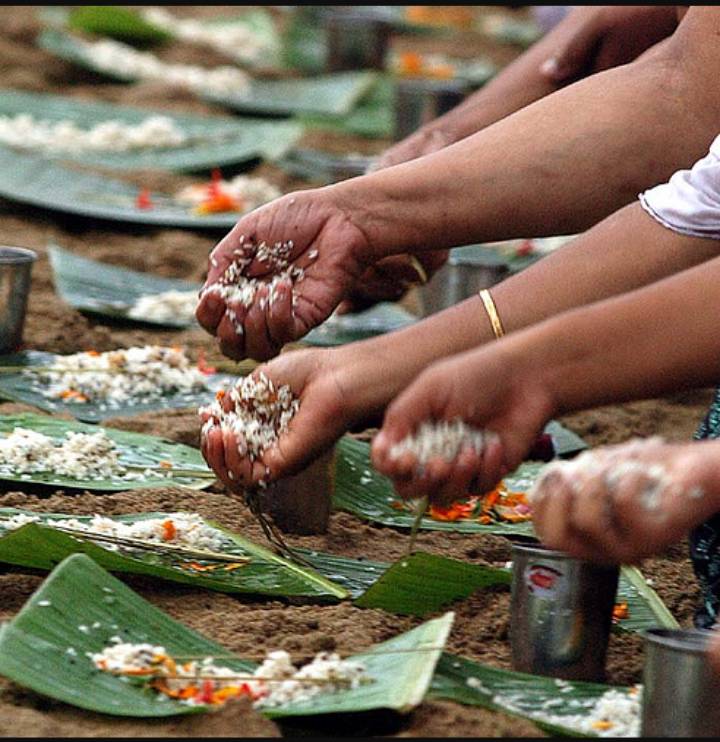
[373,243,720,502]
[375,5,680,169]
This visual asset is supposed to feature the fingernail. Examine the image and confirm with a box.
[540,58,559,78]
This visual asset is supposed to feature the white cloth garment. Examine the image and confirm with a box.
[640,134,720,239]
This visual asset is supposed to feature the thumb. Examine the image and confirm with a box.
[540,20,601,83]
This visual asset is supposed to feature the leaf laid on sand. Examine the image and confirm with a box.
[332,436,539,536]
[0,150,239,229]
[0,89,303,172]
[430,652,626,737]
[0,509,347,600]
[303,303,417,346]
[0,554,452,718]
[354,552,511,616]
[39,30,377,118]
[48,244,202,327]
[0,353,234,423]
[0,413,212,491]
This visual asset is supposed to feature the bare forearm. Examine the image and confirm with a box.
[335,204,720,410]
[506,254,720,415]
[335,9,720,258]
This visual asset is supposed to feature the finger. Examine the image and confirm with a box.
[196,291,226,334]
[436,448,483,505]
[472,435,505,495]
[423,457,455,506]
[540,19,601,82]
[266,279,296,348]
[243,295,279,362]
[222,428,250,491]
[216,310,247,361]
[205,426,230,488]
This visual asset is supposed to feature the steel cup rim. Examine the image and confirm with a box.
[641,627,714,654]
[0,246,38,264]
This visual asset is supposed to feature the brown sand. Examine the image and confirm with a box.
[0,5,712,738]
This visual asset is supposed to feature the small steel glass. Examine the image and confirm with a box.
[510,543,619,682]
[0,246,36,353]
[418,245,508,317]
[325,9,391,72]
[641,628,720,738]
[393,77,469,141]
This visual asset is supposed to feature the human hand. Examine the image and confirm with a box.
[370,126,457,172]
[200,345,388,490]
[530,437,720,564]
[371,343,555,506]
[540,6,679,83]
[195,188,373,362]
[337,249,449,314]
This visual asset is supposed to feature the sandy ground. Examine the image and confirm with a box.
[0,5,714,738]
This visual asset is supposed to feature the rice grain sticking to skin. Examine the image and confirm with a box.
[0,114,187,153]
[199,372,299,475]
[388,419,499,468]
[92,640,371,708]
[0,512,227,551]
[529,437,703,512]
[479,684,642,738]
[78,37,251,96]
[201,235,317,336]
[27,346,208,407]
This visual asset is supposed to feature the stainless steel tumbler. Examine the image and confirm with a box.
[510,543,619,681]
[325,10,391,72]
[641,628,720,737]
[418,245,508,317]
[0,246,36,353]
[393,77,469,141]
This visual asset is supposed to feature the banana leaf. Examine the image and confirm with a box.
[0,352,234,423]
[478,15,543,48]
[616,566,679,632]
[0,553,452,718]
[0,509,347,601]
[430,652,627,737]
[48,244,202,327]
[0,414,212,490]
[0,149,239,230]
[354,552,511,616]
[298,74,394,140]
[303,303,417,346]
[39,30,377,118]
[332,436,539,536]
[0,90,303,172]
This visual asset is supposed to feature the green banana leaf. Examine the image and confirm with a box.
[0,353,234,423]
[354,552,511,616]
[0,509,347,601]
[430,652,628,737]
[0,553,452,718]
[332,436,539,536]
[298,74,394,140]
[0,90,303,172]
[68,6,170,45]
[0,149,239,230]
[303,303,418,346]
[205,71,380,118]
[0,503,673,631]
[478,15,544,48]
[48,244,417,342]
[0,414,212,491]
[39,30,377,118]
[48,245,202,327]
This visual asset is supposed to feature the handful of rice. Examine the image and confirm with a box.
[200,372,299,474]
[389,419,499,468]
[201,234,317,337]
